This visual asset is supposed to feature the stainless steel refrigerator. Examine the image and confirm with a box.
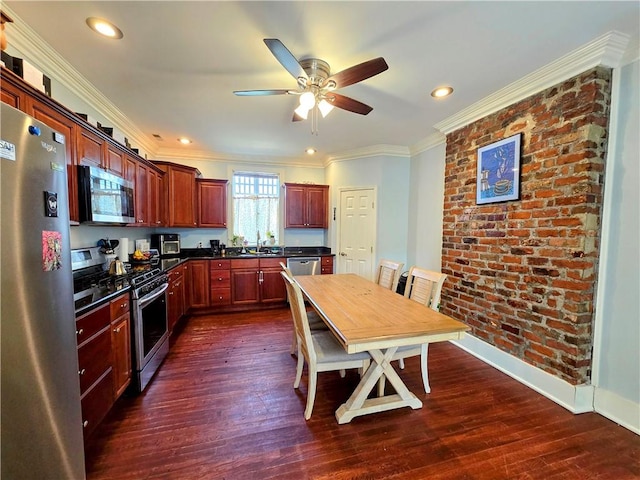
[1,103,85,478]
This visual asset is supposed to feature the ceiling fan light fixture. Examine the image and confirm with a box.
[299,91,316,109]
[294,104,310,120]
[86,17,123,39]
[305,148,316,155]
[178,137,192,145]
[318,99,334,118]
[431,86,454,98]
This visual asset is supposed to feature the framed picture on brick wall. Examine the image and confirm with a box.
[476,133,521,204]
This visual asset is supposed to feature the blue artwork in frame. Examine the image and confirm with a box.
[476,133,521,204]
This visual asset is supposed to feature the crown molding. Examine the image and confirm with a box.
[325,144,410,166]
[3,5,158,156]
[153,147,326,169]
[409,132,446,156]
[435,31,631,135]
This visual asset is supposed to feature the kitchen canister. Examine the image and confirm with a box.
[118,237,129,260]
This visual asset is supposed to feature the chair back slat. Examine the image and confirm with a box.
[404,267,447,311]
[281,271,316,362]
[374,259,404,291]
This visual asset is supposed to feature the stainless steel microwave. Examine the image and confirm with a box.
[78,165,135,224]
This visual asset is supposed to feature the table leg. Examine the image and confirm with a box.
[335,347,422,424]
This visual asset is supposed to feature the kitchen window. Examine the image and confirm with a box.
[232,172,280,245]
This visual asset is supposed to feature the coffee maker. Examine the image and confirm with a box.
[210,239,220,255]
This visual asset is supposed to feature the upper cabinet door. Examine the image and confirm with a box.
[198,179,228,228]
[305,185,329,228]
[77,128,105,169]
[26,97,80,223]
[284,183,329,229]
[106,144,125,177]
[0,73,26,110]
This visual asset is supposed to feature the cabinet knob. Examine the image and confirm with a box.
[83,420,89,428]
[76,328,84,336]
[169,292,174,295]
[121,302,127,308]
[114,327,121,333]
[79,368,86,376]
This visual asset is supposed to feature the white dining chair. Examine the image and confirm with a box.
[378,266,447,396]
[374,259,404,291]
[281,271,370,420]
[280,262,329,356]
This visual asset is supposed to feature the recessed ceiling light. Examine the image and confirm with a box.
[431,86,454,98]
[86,17,123,39]
[178,137,192,145]
[305,148,316,155]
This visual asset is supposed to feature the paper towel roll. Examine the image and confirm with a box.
[118,238,129,260]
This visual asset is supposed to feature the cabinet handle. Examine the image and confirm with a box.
[169,291,174,295]
[83,420,89,428]
[79,368,86,376]
[76,328,84,336]
[176,281,181,287]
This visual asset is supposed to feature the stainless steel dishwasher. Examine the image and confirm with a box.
[286,257,320,276]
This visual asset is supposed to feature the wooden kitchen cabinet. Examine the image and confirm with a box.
[259,257,287,304]
[231,259,260,305]
[110,293,131,399]
[167,265,186,333]
[321,256,334,274]
[284,183,329,228]
[75,302,113,444]
[25,97,80,223]
[198,178,228,228]
[106,143,125,177]
[125,155,165,227]
[77,127,105,169]
[148,168,164,226]
[210,259,231,307]
[230,257,286,306]
[0,68,27,110]
[189,260,210,308]
[154,162,199,227]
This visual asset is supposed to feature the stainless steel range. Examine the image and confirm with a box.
[71,247,169,393]
[129,267,169,392]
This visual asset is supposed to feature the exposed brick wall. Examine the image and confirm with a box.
[441,67,612,385]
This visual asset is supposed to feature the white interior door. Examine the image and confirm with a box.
[338,188,376,279]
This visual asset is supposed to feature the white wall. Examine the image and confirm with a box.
[326,155,411,268]
[408,142,446,272]
[592,58,640,433]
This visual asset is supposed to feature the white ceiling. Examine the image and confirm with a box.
[4,1,639,164]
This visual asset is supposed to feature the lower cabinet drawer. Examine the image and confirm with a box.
[77,327,112,393]
[80,368,114,444]
[210,288,231,306]
[210,269,231,286]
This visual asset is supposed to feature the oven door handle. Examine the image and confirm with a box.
[138,282,169,308]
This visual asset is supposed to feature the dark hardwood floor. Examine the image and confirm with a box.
[85,308,639,480]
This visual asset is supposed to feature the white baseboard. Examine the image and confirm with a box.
[451,334,595,413]
[594,388,640,434]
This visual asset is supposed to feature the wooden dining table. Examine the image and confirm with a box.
[295,273,469,424]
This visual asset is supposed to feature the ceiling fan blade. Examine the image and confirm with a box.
[326,93,373,115]
[323,57,388,89]
[263,39,308,82]
[233,89,294,96]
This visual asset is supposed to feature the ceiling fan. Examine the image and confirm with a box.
[234,39,388,131]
